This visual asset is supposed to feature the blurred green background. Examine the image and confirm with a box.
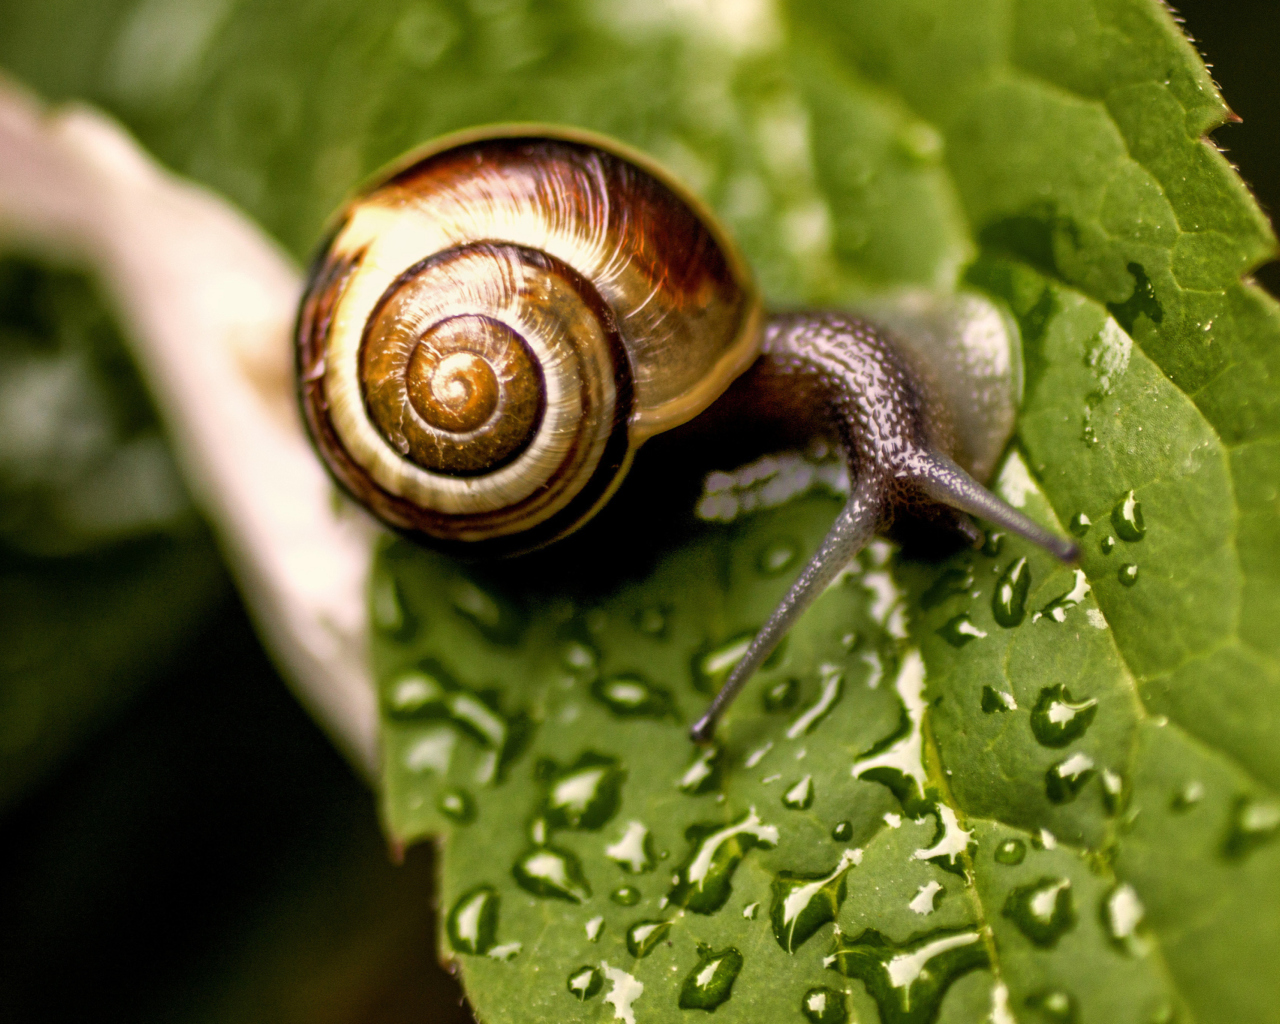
[0,1,1275,1021]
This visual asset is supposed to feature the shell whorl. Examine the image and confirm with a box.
[297,129,760,553]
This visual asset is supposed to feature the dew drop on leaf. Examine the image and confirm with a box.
[678,944,743,1011]
[438,787,474,823]
[981,686,1017,713]
[1223,796,1280,860]
[770,848,862,952]
[1025,988,1077,1023]
[994,838,1026,865]
[802,986,849,1024]
[446,885,499,955]
[678,745,723,795]
[759,539,798,575]
[982,531,1005,557]
[1112,490,1146,542]
[585,916,605,942]
[1171,780,1205,812]
[625,919,671,958]
[567,965,603,1001]
[611,885,641,906]
[1069,512,1091,537]
[1037,569,1091,623]
[826,927,988,1024]
[921,566,974,609]
[693,633,755,693]
[1101,768,1128,816]
[787,664,844,737]
[831,821,854,843]
[1030,685,1099,747]
[592,674,677,719]
[448,577,523,644]
[605,821,655,873]
[782,775,815,810]
[936,613,987,647]
[1003,876,1076,947]
[992,557,1030,627]
[763,677,800,712]
[1045,752,1096,803]
[512,846,592,903]
[562,641,598,676]
[1100,535,1116,555]
[1102,883,1146,952]
[635,606,667,636]
[1119,563,1139,587]
[669,808,779,914]
[542,752,625,830]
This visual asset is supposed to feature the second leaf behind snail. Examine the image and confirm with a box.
[296,126,1078,743]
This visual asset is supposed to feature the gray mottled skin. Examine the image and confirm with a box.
[690,312,1078,743]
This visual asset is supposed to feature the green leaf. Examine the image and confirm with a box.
[3,0,1279,1021]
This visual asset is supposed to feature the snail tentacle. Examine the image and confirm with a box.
[689,475,882,743]
[689,311,1078,741]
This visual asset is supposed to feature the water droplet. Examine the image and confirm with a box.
[635,605,667,636]
[983,531,1006,557]
[585,916,605,942]
[678,745,723,795]
[529,818,547,845]
[1223,795,1280,859]
[592,674,677,719]
[802,986,849,1024]
[669,808,780,914]
[625,919,672,958]
[1033,829,1058,850]
[1171,780,1205,811]
[1069,512,1091,537]
[763,677,800,712]
[759,539,798,574]
[783,775,815,810]
[1101,768,1127,816]
[606,821,655,873]
[909,880,944,915]
[449,578,523,644]
[994,838,1026,865]
[1003,877,1076,947]
[371,572,412,637]
[851,652,929,814]
[568,965,603,1000]
[831,821,853,842]
[744,741,773,768]
[981,686,1017,713]
[1100,535,1116,555]
[913,804,972,874]
[770,848,862,952]
[543,752,625,830]
[921,566,975,609]
[1119,563,1139,587]
[612,885,641,906]
[936,613,987,647]
[447,885,499,955]
[1046,752,1096,803]
[678,944,743,1011]
[992,557,1030,627]
[1026,988,1077,1023]
[827,927,988,1024]
[693,634,754,694]
[1030,685,1098,747]
[1037,569,1091,623]
[602,963,644,1024]
[1112,490,1145,541]
[742,902,759,920]
[562,641,598,676]
[385,660,529,777]
[487,941,520,961]
[512,846,591,903]
[788,664,844,737]
[1102,882,1145,951]
[438,787,474,823]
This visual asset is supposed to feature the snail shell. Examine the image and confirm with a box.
[297,126,761,553]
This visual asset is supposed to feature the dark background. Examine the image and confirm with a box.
[0,2,1274,1022]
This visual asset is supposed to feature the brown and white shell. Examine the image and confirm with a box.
[297,126,761,554]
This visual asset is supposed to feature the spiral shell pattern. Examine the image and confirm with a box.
[297,130,759,551]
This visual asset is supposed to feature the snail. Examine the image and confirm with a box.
[295,126,1077,743]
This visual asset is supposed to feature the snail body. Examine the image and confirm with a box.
[296,126,1076,741]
